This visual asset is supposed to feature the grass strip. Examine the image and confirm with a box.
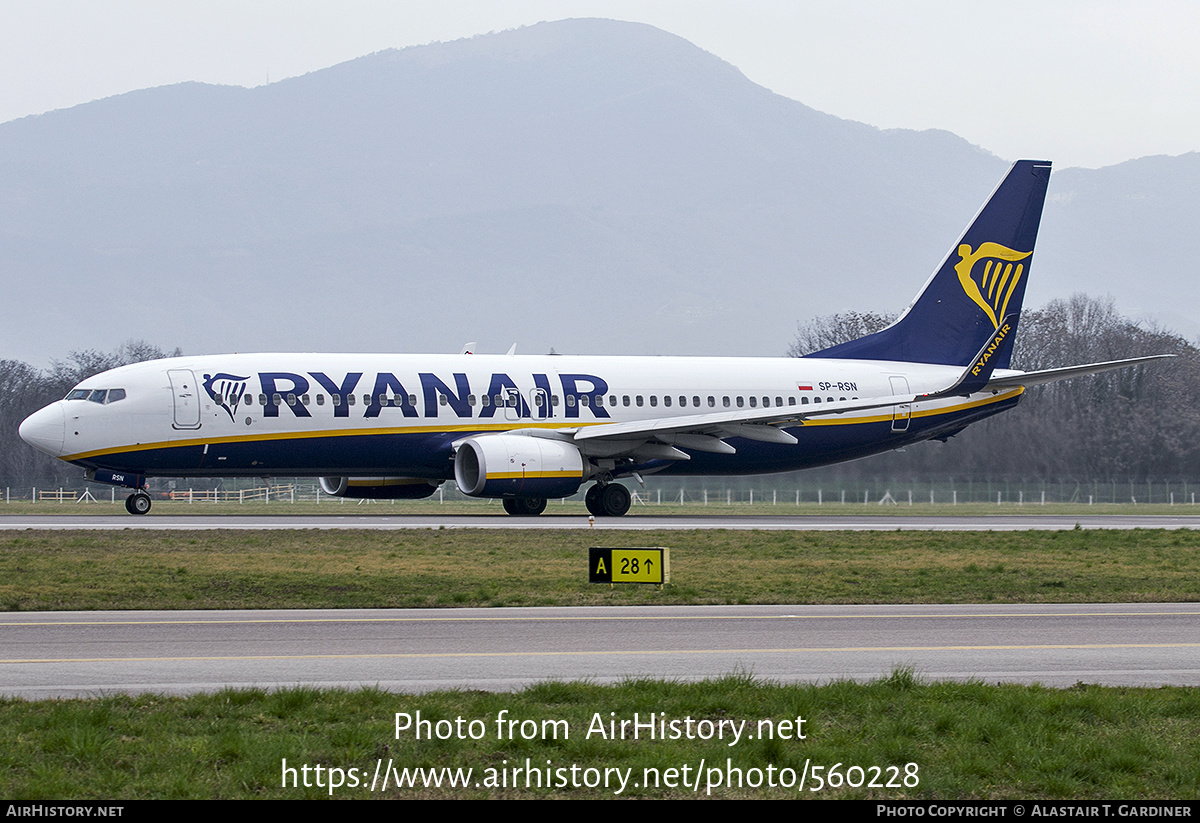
[2,528,1199,611]
[3,671,1198,799]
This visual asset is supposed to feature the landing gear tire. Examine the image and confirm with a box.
[503,497,547,516]
[599,483,631,517]
[585,484,604,517]
[125,492,152,516]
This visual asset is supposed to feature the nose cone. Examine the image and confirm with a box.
[19,403,66,457]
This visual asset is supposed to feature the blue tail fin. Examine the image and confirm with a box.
[808,159,1051,367]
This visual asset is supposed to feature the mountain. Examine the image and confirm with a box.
[0,19,1193,366]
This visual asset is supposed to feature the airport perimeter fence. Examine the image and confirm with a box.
[3,476,1199,508]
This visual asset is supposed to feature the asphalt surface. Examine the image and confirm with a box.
[3,513,1200,530]
[3,604,1197,698]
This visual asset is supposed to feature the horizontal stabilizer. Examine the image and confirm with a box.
[984,355,1176,390]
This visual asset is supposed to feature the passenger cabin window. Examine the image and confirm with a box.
[316,394,325,406]
[708,396,715,407]
[623,396,630,406]
[649,396,658,407]
[748,396,757,408]
[663,396,671,407]
[636,396,644,407]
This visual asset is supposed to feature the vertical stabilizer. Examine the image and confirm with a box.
[808,159,1051,367]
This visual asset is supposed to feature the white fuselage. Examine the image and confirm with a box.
[20,352,1024,483]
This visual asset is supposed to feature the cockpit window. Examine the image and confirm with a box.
[66,388,126,403]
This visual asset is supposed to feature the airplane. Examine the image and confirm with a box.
[19,160,1170,516]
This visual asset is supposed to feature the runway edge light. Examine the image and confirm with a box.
[589,547,670,586]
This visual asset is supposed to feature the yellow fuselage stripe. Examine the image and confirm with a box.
[62,389,1022,462]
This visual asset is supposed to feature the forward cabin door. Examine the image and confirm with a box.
[168,369,202,430]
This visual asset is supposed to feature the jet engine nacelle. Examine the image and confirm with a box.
[319,476,440,500]
[454,434,585,498]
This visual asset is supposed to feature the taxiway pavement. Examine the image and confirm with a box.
[2,514,1199,530]
[3,604,1197,699]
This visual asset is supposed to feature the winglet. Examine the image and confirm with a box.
[921,313,1018,398]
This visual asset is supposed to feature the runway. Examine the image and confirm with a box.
[3,513,1199,530]
[3,603,1197,699]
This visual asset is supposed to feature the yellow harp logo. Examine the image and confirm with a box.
[954,242,1032,329]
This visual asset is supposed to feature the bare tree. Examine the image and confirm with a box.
[787,311,896,357]
[1,340,181,489]
[785,294,1199,482]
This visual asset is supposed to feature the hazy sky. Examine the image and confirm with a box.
[2,1,1197,169]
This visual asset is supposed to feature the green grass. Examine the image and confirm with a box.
[0,527,1195,611]
[4,528,1198,800]
[3,672,1198,799]
[1,528,1198,611]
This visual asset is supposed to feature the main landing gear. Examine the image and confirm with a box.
[502,497,547,516]
[498,484,632,517]
[124,491,152,515]
[585,482,631,517]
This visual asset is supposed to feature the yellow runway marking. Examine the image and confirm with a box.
[3,610,1198,627]
[6,643,1200,665]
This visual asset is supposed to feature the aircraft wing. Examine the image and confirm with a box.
[983,354,1176,390]
[568,393,915,457]
[566,353,1173,459]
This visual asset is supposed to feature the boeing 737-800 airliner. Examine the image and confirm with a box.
[19,160,1168,515]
